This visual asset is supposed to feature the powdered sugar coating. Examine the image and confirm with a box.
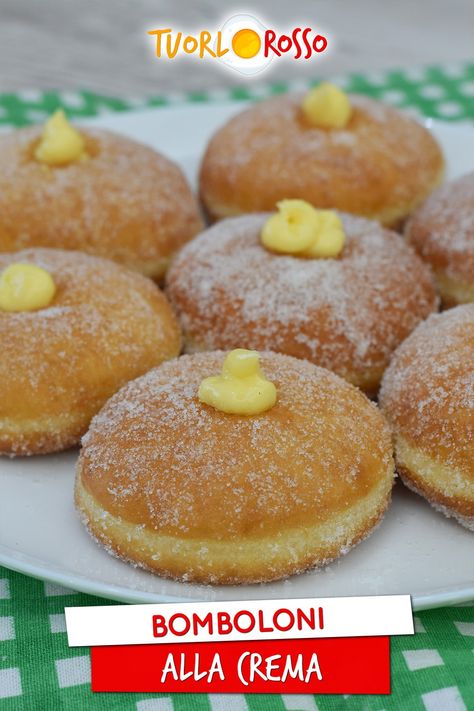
[166,213,438,390]
[0,126,203,276]
[0,248,180,455]
[78,351,394,540]
[380,304,474,475]
[199,93,444,225]
[406,171,474,285]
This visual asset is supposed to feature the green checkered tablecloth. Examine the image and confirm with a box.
[0,62,473,126]
[0,63,473,710]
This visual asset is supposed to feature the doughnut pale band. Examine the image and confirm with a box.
[75,352,395,584]
[379,305,474,531]
[395,435,474,530]
[75,472,393,585]
[433,272,474,307]
[0,248,181,456]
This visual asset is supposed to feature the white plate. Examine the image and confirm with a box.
[0,106,473,611]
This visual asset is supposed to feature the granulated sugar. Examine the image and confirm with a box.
[380,304,474,470]
[166,213,438,380]
[406,171,474,282]
[79,351,393,538]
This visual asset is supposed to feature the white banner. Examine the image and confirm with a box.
[66,595,413,647]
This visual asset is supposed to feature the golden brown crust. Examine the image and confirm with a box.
[165,213,438,393]
[405,172,474,306]
[75,475,391,584]
[379,305,474,529]
[0,248,181,455]
[199,94,444,226]
[0,127,204,279]
[76,351,395,583]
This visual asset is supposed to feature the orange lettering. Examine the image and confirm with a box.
[183,35,198,54]
[166,31,182,58]
[147,29,172,58]
[199,31,216,58]
[215,31,229,57]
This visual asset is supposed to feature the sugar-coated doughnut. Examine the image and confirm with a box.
[0,248,181,456]
[75,351,395,584]
[405,172,474,307]
[166,213,438,394]
[380,305,474,530]
[0,127,203,279]
[199,94,444,227]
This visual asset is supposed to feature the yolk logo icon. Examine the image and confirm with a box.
[217,14,273,75]
[231,28,261,59]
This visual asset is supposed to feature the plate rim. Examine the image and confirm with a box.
[1,545,473,610]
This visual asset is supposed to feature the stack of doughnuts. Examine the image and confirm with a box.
[1,87,471,588]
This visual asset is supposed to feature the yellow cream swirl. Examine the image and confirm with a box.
[0,263,56,312]
[34,110,85,166]
[261,200,346,259]
[198,349,277,416]
[302,82,352,129]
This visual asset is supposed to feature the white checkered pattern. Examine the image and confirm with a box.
[55,655,91,688]
[403,649,444,671]
[0,668,22,699]
[422,686,467,711]
[0,617,14,642]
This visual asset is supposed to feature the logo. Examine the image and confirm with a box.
[148,14,328,76]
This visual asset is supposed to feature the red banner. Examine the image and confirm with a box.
[91,636,390,694]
